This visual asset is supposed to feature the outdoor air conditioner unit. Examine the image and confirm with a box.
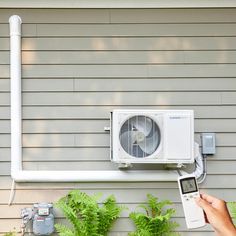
[111,110,194,165]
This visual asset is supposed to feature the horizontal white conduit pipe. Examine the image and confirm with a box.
[9,15,179,182]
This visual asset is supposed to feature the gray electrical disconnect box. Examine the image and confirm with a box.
[33,203,54,235]
[201,133,216,155]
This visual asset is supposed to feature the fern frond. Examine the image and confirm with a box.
[98,195,123,235]
[138,204,150,216]
[54,224,75,236]
[129,212,151,232]
[129,194,179,235]
[55,198,82,232]
[55,190,123,236]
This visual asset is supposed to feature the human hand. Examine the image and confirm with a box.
[195,193,236,236]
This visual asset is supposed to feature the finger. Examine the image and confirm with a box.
[195,197,214,213]
[200,193,218,204]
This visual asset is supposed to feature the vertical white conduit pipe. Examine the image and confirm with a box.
[9,15,22,179]
[9,15,179,182]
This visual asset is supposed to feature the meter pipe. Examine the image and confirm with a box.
[9,15,180,182]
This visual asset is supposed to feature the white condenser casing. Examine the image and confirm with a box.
[111,110,194,165]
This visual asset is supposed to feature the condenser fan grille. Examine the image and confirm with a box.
[119,115,160,158]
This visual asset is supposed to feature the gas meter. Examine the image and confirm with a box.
[33,203,54,235]
[21,203,54,235]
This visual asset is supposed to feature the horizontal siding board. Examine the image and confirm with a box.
[0,78,232,92]
[0,189,235,204]
[22,120,108,133]
[1,9,236,24]
[74,78,236,92]
[207,160,236,174]
[23,78,74,91]
[36,23,236,37]
[0,147,108,162]
[214,147,236,159]
[21,160,236,173]
[148,64,236,78]
[110,9,236,23]
[24,133,236,147]
[2,133,236,148]
[1,0,236,9]
[0,23,37,37]
[22,161,116,171]
[0,148,10,161]
[0,163,9,175]
[22,133,76,147]
[1,146,235,162]
[24,51,186,65]
[19,51,236,65]
[0,79,9,92]
[195,133,236,147]
[0,65,9,78]
[184,51,236,64]
[21,106,236,119]
[21,92,221,106]
[19,147,236,161]
[21,65,149,78]
[0,134,9,147]
[0,120,9,133]
[1,146,234,162]
[222,92,236,104]
[0,51,9,64]
[22,147,109,161]
[20,37,236,51]
[1,50,236,67]
[0,24,9,36]
[195,119,236,133]
[0,119,229,134]
[0,39,9,50]
[0,107,9,119]
[1,64,232,78]
[0,78,233,94]
[0,9,110,24]
[21,133,109,147]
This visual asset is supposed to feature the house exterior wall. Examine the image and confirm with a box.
[0,8,236,235]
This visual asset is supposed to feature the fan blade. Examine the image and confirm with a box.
[132,145,146,158]
[138,130,159,154]
[130,116,152,136]
[119,130,136,154]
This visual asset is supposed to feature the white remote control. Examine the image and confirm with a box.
[178,174,206,229]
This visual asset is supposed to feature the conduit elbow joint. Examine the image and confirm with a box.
[9,15,22,36]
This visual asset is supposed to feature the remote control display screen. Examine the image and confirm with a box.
[180,177,197,194]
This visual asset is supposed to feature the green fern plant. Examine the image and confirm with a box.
[227,202,236,226]
[55,190,123,236]
[129,194,179,236]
